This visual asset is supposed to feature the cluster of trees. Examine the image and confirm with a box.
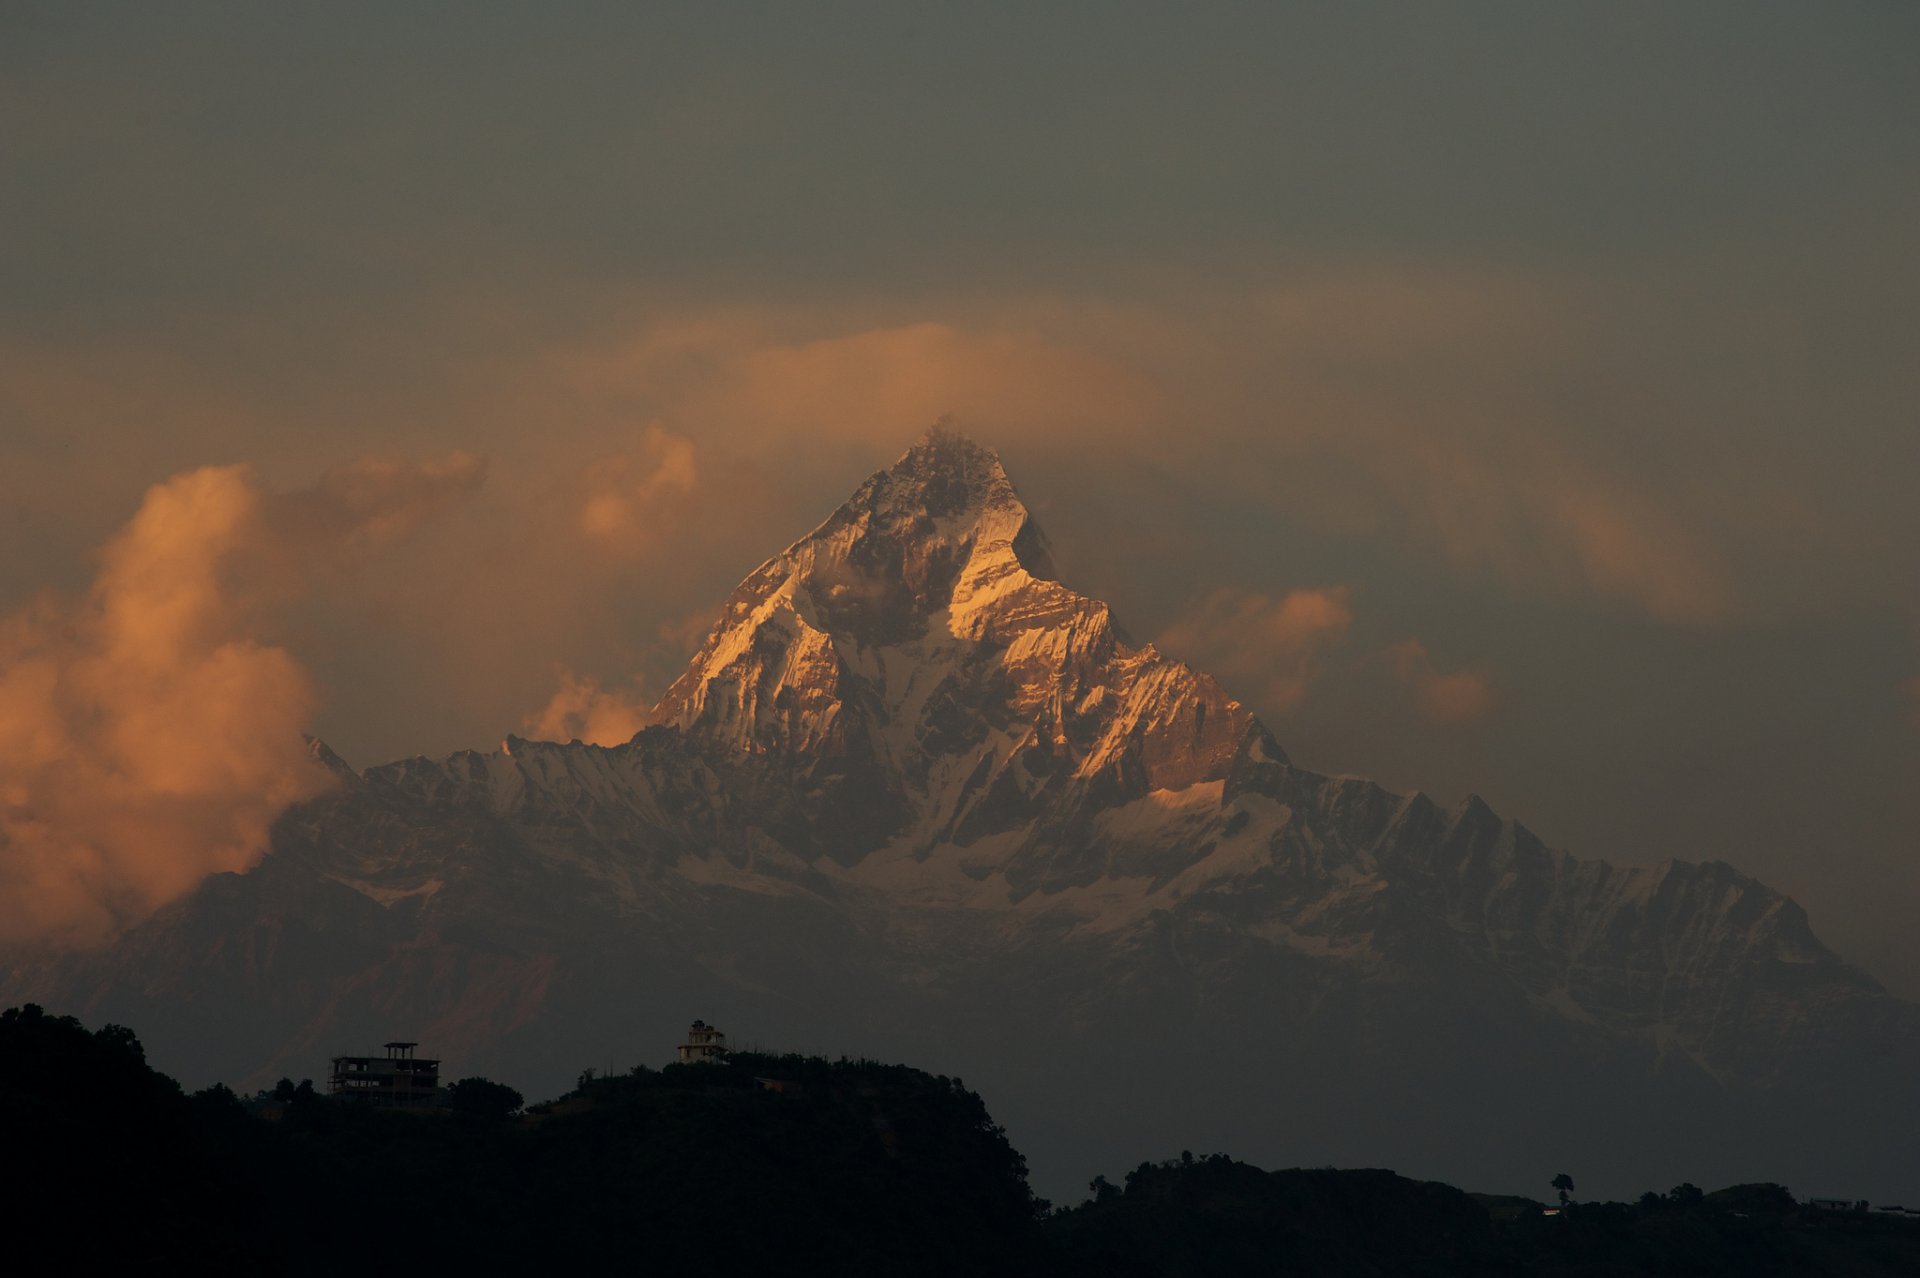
[1549,1171,1817,1220]
[1553,1171,1796,1218]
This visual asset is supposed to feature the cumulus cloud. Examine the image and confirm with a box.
[522,668,653,746]
[518,606,721,749]
[1390,639,1495,726]
[1156,587,1354,715]
[578,424,698,549]
[0,453,482,947]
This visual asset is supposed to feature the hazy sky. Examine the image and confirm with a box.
[4,4,1918,987]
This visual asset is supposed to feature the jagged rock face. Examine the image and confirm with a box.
[650,429,1258,876]
[4,429,1916,1204]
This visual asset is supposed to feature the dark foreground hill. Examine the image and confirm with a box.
[0,1003,1042,1276]
[8,1005,1919,1277]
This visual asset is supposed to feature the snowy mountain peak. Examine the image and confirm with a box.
[649,428,1260,861]
[654,428,1055,734]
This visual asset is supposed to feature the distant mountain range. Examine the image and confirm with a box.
[7,428,1916,1202]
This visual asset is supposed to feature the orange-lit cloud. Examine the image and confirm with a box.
[1390,639,1495,726]
[0,454,483,947]
[522,668,653,746]
[272,450,488,558]
[544,296,1742,626]
[0,283,1818,790]
[518,606,721,749]
[1180,275,1746,625]
[559,315,1162,453]
[1377,446,1735,626]
[1156,587,1354,715]
[578,424,698,550]
[654,605,721,660]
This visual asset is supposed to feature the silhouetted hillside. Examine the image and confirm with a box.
[3,1005,1044,1275]
[7,1006,1919,1276]
[1052,1155,1920,1277]
[0,1003,282,1271]
[1051,1156,1511,1274]
[505,1051,1046,1272]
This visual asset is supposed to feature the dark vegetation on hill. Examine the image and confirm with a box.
[2,1004,1042,1275]
[6,1005,1918,1276]
[1057,1155,1920,1276]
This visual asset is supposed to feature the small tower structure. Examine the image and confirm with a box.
[677,1019,728,1064]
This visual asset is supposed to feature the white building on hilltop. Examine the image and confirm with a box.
[678,1019,728,1064]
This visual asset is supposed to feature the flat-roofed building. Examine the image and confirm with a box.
[328,1041,442,1106]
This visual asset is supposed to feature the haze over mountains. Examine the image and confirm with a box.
[6,429,1915,1203]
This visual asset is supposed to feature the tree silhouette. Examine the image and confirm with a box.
[95,1022,146,1063]
[1551,1173,1574,1207]
[449,1076,524,1119]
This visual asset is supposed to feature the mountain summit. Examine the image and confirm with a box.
[6,428,1916,1204]
[653,429,1257,879]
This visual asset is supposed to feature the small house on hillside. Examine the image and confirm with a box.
[328,1041,442,1106]
[678,1020,727,1064]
